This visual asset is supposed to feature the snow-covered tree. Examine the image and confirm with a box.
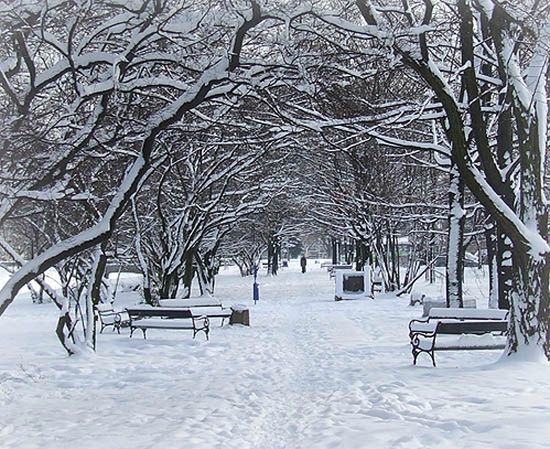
[305,0,549,359]
[0,0,284,354]
[131,128,284,300]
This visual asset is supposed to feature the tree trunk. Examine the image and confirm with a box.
[508,251,550,359]
[272,239,279,276]
[331,238,338,264]
[196,249,217,297]
[355,240,367,271]
[267,235,279,276]
[159,269,179,299]
[505,81,550,359]
[132,199,154,304]
[87,246,108,351]
[496,230,513,310]
[56,312,76,356]
[484,222,499,309]
[267,239,273,275]
[179,250,195,299]
[446,163,465,308]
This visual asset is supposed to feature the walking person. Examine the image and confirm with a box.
[300,255,307,274]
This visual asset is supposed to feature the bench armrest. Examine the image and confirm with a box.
[193,315,210,330]
[409,317,431,333]
[116,310,130,324]
[98,309,119,323]
[99,309,130,323]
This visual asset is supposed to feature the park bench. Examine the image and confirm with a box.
[126,306,210,340]
[328,264,353,278]
[96,303,130,334]
[158,298,233,326]
[409,308,509,366]
[371,280,383,294]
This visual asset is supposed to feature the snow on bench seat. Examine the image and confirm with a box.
[435,333,507,350]
[189,307,232,317]
[414,333,506,352]
[130,319,195,330]
[428,308,508,320]
[409,315,508,334]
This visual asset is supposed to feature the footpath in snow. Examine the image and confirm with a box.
[0,262,549,449]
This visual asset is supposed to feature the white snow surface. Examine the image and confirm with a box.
[1,261,549,449]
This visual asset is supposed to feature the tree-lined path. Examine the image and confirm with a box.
[1,263,549,449]
[1,0,548,361]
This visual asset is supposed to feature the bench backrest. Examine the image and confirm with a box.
[96,303,115,313]
[437,320,508,335]
[158,299,222,308]
[428,308,508,321]
[437,320,508,334]
[127,307,193,319]
[330,265,353,271]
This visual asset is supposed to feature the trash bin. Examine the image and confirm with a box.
[230,305,250,326]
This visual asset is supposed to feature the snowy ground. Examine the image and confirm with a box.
[1,261,549,449]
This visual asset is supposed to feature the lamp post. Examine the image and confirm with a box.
[252,264,260,304]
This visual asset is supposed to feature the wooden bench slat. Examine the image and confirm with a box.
[435,344,506,351]
[436,320,508,334]
[189,307,232,318]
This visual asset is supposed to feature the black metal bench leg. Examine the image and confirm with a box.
[412,346,437,367]
[412,349,419,365]
[430,351,436,367]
